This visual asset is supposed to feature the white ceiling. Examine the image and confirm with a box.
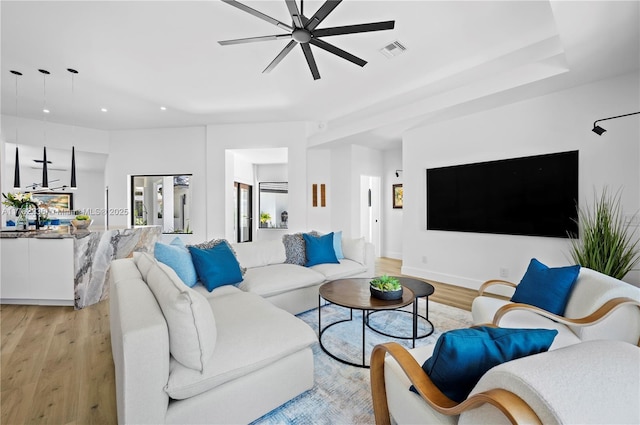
[2,1,639,151]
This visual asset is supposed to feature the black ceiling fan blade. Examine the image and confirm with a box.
[313,21,395,38]
[221,0,293,31]
[305,0,342,31]
[285,0,304,28]
[263,40,298,73]
[301,43,321,80]
[219,34,292,46]
[309,38,367,67]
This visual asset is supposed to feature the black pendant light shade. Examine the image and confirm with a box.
[13,147,21,189]
[42,147,49,188]
[70,146,77,189]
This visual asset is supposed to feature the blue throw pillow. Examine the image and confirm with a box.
[303,232,340,267]
[411,326,557,403]
[511,258,581,315]
[333,230,344,259]
[188,242,243,292]
[154,237,198,287]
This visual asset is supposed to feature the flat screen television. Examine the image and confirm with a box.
[426,150,579,238]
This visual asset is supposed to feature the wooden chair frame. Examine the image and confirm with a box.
[370,342,542,425]
[478,280,640,346]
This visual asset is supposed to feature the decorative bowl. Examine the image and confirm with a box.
[370,285,403,301]
[71,219,92,230]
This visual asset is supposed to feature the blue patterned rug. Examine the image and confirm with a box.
[251,300,473,425]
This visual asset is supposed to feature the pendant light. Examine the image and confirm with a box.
[39,69,50,189]
[10,70,22,189]
[68,68,78,189]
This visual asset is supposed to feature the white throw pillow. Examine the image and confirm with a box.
[146,261,217,372]
[133,251,156,281]
[342,237,365,265]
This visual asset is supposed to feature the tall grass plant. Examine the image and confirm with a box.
[568,188,640,280]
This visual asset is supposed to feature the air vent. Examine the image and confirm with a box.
[379,40,407,58]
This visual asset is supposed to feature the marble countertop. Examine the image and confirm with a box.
[0,226,139,239]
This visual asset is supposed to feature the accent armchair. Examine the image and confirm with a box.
[472,267,640,349]
[370,339,640,424]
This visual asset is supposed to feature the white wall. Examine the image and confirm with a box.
[383,147,403,259]
[107,126,207,244]
[402,72,640,288]
[307,148,332,232]
[206,122,308,241]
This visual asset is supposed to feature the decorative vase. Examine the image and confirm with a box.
[16,205,29,230]
[370,285,403,301]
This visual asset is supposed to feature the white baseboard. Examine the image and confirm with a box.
[400,266,484,291]
[381,251,402,260]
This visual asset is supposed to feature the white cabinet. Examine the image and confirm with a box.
[0,238,75,306]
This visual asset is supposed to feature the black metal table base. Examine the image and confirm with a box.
[318,296,434,368]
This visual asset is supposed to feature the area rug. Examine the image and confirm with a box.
[251,300,473,425]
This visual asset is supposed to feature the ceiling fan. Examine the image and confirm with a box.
[218,0,395,80]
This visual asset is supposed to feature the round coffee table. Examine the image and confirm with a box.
[318,278,415,368]
[365,277,435,347]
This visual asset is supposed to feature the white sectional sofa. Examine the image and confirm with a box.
[109,235,374,424]
[232,238,375,314]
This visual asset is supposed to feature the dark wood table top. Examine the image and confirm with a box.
[319,278,415,310]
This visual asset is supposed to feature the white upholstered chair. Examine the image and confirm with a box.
[472,267,640,349]
[370,339,640,425]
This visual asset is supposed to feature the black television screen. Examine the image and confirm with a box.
[426,150,579,238]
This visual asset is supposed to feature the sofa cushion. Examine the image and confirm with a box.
[154,237,198,287]
[146,261,217,372]
[304,232,339,267]
[189,243,244,292]
[165,290,317,399]
[511,258,580,315]
[310,258,367,281]
[231,240,286,269]
[133,251,155,281]
[282,233,306,265]
[237,263,325,297]
[190,238,246,275]
[342,237,366,265]
[333,230,344,259]
[414,326,557,403]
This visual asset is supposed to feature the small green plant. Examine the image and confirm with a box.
[370,274,401,291]
[75,214,91,221]
[260,211,271,224]
[568,187,640,280]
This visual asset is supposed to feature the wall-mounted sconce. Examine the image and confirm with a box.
[395,169,402,177]
[592,111,640,135]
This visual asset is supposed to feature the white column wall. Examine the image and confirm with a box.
[106,126,207,244]
[402,72,640,287]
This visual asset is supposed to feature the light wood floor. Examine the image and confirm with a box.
[0,257,477,424]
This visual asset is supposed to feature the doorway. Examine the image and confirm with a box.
[360,175,381,257]
[234,182,253,243]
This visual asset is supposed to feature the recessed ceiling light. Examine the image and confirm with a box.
[101,108,108,112]
[160,106,167,111]
[43,109,50,114]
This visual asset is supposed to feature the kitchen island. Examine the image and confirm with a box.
[0,225,160,309]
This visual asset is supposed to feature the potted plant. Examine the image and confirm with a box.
[370,274,403,300]
[72,214,92,230]
[568,188,640,280]
[259,211,271,227]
